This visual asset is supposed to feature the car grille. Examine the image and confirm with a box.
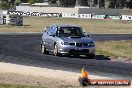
[68,42,94,47]
[76,43,94,47]
[69,49,89,54]
[69,43,75,45]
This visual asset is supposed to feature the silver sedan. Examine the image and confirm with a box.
[41,25,95,58]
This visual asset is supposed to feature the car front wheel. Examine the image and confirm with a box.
[53,44,61,56]
[41,43,49,54]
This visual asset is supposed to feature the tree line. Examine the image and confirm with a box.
[0,0,132,10]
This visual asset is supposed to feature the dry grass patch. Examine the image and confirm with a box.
[0,83,44,88]
[96,40,132,59]
[0,17,132,34]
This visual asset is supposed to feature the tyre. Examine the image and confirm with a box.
[86,54,95,59]
[41,43,49,54]
[53,44,61,56]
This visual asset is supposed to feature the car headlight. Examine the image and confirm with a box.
[88,42,95,46]
[61,41,69,45]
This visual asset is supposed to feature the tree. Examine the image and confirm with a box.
[108,0,127,9]
[93,0,98,7]
[15,0,20,6]
[108,0,117,8]
[99,0,105,8]
[77,0,89,6]
[28,0,43,4]
[0,1,10,9]
[58,0,76,7]
[1,0,15,5]
[0,0,21,10]
[116,0,126,9]
[126,0,132,9]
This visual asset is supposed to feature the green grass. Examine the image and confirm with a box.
[0,83,45,88]
[0,16,132,34]
[96,40,132,59]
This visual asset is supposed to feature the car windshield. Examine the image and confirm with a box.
[57,27,86,37]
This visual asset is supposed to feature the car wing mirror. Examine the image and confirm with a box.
[43,27,50,32]
[86,34,91,37]
[44,30,46,32]
[84,31,91,37]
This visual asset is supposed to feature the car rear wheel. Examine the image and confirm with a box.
[41,43,49,54]
[86,54,95,59]
[54,44,61,56]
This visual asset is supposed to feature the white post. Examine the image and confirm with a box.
[5,14,11,25]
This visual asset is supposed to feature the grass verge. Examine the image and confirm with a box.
[96,40,132,59]
[0,83,44,88]
[0,17,132,34]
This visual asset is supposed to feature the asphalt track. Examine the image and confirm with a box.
[0,34,132,79]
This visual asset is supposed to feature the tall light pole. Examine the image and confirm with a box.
[98,0,99,8]
[75,0,79,6]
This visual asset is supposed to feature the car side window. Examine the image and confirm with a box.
[47,27,57,36]
[47,28,52,35]
[51,27,57,35]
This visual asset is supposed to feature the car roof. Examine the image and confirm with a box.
[52,24,81,28]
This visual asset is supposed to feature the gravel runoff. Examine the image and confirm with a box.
[0,62,131,88]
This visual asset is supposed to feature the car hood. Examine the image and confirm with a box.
[60,36,94,43]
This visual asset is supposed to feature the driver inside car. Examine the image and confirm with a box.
[58,28,64,36]
[70,29,79,36]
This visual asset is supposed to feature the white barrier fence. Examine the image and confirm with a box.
[8,11,62,17]
[107,16,121,20]
[62,13,91,19]
[1,11,132,21]
[92,15,105,19]
[122,15,132,20]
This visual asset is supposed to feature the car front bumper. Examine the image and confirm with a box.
[58,45,95,55]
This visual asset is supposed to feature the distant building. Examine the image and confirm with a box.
[19,0,96,8]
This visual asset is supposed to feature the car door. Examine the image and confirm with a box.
[44,28,53,50]
[49,27,58,51]
[42,28,49,48]
[45,26,57,51]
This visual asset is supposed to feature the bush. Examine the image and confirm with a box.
[0,2,10,10]
[15,0,20,6]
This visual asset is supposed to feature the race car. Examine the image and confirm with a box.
[41,25,95,58]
